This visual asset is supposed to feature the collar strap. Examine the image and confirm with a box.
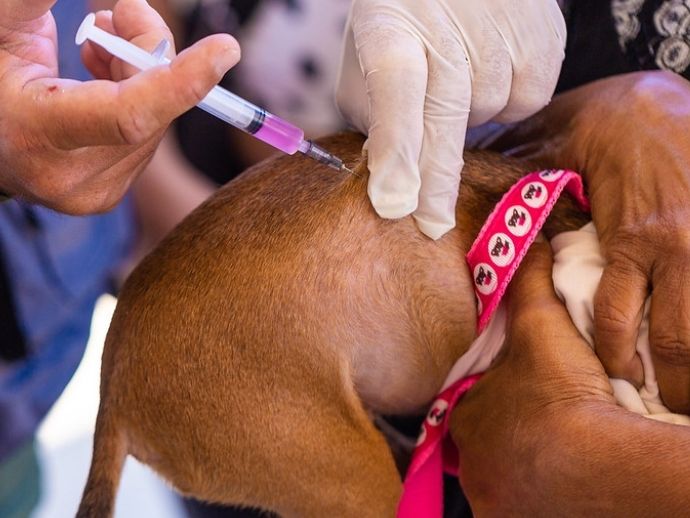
[467,169,590,333]
[398,169,590,518]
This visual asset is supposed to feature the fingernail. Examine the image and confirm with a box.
[214,37,241,75]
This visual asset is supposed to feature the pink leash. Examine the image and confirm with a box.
[397,170,590,518]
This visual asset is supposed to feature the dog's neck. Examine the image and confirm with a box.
[454,150,590,249]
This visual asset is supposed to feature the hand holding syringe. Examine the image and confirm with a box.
[76,13,350,173]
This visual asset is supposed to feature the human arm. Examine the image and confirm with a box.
[336,0,566,239]
[452,242,690,516]
[0,0,238,214]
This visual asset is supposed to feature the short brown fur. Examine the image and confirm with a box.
[77,133,588,518]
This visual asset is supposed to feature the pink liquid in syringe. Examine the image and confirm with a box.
[254,112,304,154]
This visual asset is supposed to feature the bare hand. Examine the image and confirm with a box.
[483,71,690,413]
[451,243,615,514]
[0,0,239,213]
[452,242,690,515]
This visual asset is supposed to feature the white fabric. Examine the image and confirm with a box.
[443,223,690,425]
[336,0,567,239]
[441,304,507,392]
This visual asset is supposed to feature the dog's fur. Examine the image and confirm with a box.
[77,133,587,517]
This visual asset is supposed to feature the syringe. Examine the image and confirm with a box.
[76,13,350,173]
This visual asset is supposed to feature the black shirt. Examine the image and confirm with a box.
[559,0,690,92]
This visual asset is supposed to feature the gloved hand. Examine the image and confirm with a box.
[336,0,566,239]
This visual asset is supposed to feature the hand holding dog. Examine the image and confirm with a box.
[452,242,690,515]
[336,0,566,239]
[486,71,690,414]
[0,0,238,213]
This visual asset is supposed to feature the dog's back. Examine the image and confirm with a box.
[77,133,586,517]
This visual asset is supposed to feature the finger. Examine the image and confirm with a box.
[464,35,512,127]
[508,241,561,317]
[335,10,370,135]
[34,33,240,149]
[649,263,690,413]
[507,242,598,361]
[412,39,471,239]
[112,0,174,46]
[494,0,566,123]
[351,3,427,219]
[112,0,175,79]
[507,242,578,345]
[593,259,646,386]
[81,11,116,80]
[82,43,112,81]
[82,7,174,81]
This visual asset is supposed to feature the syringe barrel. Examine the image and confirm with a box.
[77,12,305,155]
[199,88,304,154]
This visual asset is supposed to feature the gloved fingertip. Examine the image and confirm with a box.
[413,214,455,241]
[369,192,418,220]
[367,155,422,220]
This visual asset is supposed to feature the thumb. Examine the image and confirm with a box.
[508,241,559,318]
[506,242,585,352]
[37,33,240,149]
[593,259,646,386]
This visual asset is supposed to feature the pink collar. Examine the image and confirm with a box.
[397,169,590,518]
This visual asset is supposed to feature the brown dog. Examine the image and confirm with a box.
[77,132,587,517]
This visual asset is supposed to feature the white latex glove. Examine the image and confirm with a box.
[336,0,567,239]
